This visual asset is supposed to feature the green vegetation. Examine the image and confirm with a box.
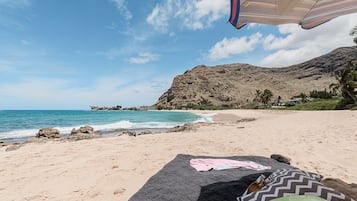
[253,89,273,108]
[330,62,357,109]
[285,98,342,110]
[309,89,333,99]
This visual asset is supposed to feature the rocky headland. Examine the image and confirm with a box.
[156,46,357,109]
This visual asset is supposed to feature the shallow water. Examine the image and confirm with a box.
[0,110,211,141]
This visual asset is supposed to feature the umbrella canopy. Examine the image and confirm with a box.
[229,0,357,29]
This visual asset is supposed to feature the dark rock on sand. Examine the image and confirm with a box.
[36,128,60,138]
[322,178,357,200]
[236,118,256,123]
[0,141,9,147]
[123,130,137,137]
[69,126,98,140]
[169,123,197,132]
[139,131,152,135]
[270,154,291,165]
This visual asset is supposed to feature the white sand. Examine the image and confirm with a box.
[0,110,356,201]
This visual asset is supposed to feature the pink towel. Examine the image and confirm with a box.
[190,158,271,172]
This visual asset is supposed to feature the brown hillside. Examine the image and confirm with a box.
[156,46,357,109]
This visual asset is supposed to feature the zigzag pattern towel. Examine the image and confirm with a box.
[238,169,355,201]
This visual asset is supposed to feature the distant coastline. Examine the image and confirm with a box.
[90,106,123,111]
[90,105,156,111]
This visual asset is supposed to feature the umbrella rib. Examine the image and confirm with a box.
[300,0,320,26]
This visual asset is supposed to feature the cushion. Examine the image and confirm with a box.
[237,169,355,201]
[272,195,327,201]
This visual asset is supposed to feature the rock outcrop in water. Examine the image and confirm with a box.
[71,126,94,135]
[156,47,357,109]
[36,128,60,138]
[69,126,98,140]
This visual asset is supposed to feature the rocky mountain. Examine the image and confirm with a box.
[156,46,357,109]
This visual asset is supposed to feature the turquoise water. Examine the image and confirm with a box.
[0,110,210,141]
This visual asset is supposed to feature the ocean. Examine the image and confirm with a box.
[0,110,212,142]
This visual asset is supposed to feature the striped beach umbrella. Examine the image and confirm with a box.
[229,0,357,29]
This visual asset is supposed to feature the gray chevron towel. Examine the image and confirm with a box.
[237,169,355,201]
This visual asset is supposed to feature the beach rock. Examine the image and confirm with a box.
[0,141,9,147]
[139,130,152,135]
[70,126,94,135]
[68,126,97,141]
[237,118,256,123]
[270,154,291,165]
[169,123,197,132]
[123,130,137,137]
[68,133,99,141]
[36,128,60,138]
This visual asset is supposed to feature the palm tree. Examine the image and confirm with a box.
[299,93,308,103]
[261,89,273,107]
[330,62,357,104]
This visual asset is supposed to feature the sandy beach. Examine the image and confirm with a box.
[0,110,356,201]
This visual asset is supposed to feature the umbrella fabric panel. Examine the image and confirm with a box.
[303,0,357,29]
[229,0,357,29]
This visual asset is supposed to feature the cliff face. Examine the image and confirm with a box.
[156,47,357,109]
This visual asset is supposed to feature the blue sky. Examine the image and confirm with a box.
[0,0,356,110]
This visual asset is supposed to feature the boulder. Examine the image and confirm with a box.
[139,130,152,135]
[169,123,197,132]
[36,128,60,138]
[70,126,94,135]
[0,141,9,147]
[123,130,137,137]
[270,154,291,165]
[68,126,98,141]
[236,118,256,123]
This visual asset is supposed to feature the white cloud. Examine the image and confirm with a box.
[260,47,322,68]
[208,33,262,60]
[146,0,229,32]
[146,4,171,32]
[260,13,357,67]
[129,52,160,64]
[101,47,159,63]
[111,0,132,21]
[118,26,151,41]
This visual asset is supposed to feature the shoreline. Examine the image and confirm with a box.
[0,127,172,144]
[0,110,210,143]
[0,109,356,201]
